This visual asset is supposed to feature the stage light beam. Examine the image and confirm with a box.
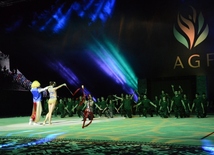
[87,39,138,96]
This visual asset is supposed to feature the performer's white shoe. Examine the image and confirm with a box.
[29,118,33,125]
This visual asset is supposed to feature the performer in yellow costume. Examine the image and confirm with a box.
[43,81,66,125]
[29,80,50,125]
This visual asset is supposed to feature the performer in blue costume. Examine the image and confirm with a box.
[29,80,49,125]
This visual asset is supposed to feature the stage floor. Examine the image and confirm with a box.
[0,114,214,154]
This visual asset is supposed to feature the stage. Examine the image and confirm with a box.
[0,114,213,154]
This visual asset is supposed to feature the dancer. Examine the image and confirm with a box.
[114,94,134,118]
[182,94,191,117]
[201,93,209,118]
[98,96,109,117]
[134,95,143,117]
[159,96,170,118]
[76,96,85,117]
[29,80,50,125]
[82,94,94,121]
[141,94,157,118]
[171,85,183,97]
[192,93,204,118]
[43,81,66,125]
[170,91,186,118]
[153,96,160,116]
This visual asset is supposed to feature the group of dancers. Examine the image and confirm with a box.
[29,80,66,125]
[29,81,209,126]
[29,80,93,127]
[157,85,209,119]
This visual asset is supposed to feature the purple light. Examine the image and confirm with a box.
[47,60,80,86]
[46,58,91,95]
